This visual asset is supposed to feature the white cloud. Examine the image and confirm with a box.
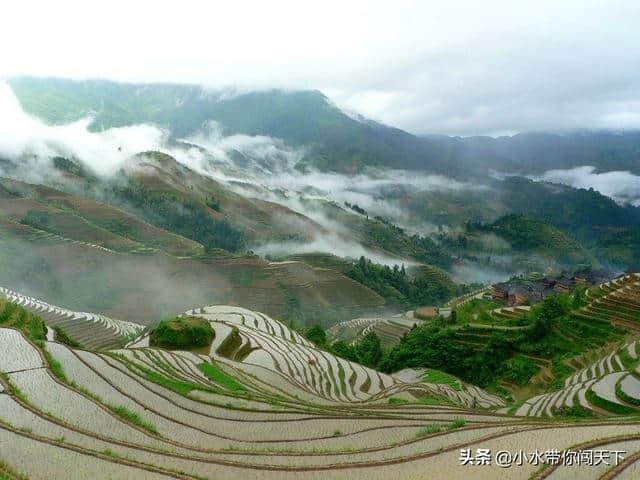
[0,82,165,177]
[1,1,639,135]
[535,166,640,206]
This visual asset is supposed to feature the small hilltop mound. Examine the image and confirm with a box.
[149,316,214,349]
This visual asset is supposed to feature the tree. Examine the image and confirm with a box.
[305,324,327,346]
[356,331,383,368]
[330,340,358,362]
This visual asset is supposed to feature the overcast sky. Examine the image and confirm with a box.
[2,0,639,136]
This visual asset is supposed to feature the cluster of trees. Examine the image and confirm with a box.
[305,325,385,369]
[21,210,55,232]
[305,290,581,388]
[150,317,214,348]
[111,180,245,252]
[345,256,461,309]
[361,218,453,269]
[344,202,368,216]
[381,293,575,386]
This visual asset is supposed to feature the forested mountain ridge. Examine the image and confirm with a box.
[10,77,640,177]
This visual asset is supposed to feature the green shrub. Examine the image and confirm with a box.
[556,405,594,418]
[305,324,327,346]
[416,424,442,437]
[447,418,466,430]
[501,354,538,386]
[53,326,82,348]
[149,316,214,349]
[43,349,68,382]
[108,405,158,434]
[388,397,409,405]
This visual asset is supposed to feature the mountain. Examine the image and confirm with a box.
[4,76,640,480]
[3,76,640,315]
[0,172,386,324]
[8,77,449,174]
[425,131,640,175]
[10,77,640,177]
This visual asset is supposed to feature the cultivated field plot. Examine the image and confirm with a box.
[1,287,640,479]
[514,338,640,417]
[0,286,143,349]
[327,312,420,347]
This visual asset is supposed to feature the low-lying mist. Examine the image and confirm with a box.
[0,81,495,280]
[0,233,230,324]
[533,165,640,206]
[0,82,165,180]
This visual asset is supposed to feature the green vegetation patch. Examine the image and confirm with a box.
[107,405,158,434]
[421,368,461,391]
[448,418,466,429]
[197,362,246,392]
[379,288,625,391]
[556,405,595,419]
[585,388,637,415]
[0,299,46,344]
[43,349,68,383]
[416,424,442,437]
[619,347,640,371]
[150,316,214,349]
[53,326,82,348]
[345,256,466,309]
[0,458,28,480]
[127,360,195,396]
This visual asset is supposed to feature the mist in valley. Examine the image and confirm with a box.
[1,77,637,304]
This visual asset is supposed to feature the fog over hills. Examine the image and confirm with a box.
[3,3,640,479]
[3,77,640,287]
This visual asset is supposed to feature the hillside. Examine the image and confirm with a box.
[426,131,640,175]
[0,176,205,256]
[10,78,640,178]
[3,280,640,479]
[8,77,449,174]
[6,78,640,278]
[481,214,592,265]
[0,220,385,326]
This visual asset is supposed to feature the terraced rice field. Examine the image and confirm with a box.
[444,287,491,308]
[327,312,420,347]
[0,286,143,349]
[2,286,640,478]
[490,305,530,321]
[179,305,504,407]
[513,338,640,418]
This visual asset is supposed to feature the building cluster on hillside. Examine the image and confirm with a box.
[486,269,613,306]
